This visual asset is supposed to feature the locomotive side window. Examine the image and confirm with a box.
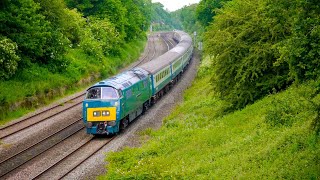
[86,87,101,99]
[143,80,148,88]
[126,89,132,98]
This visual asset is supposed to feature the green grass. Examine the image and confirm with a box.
[0,38,146,125]
[100,56,320,179]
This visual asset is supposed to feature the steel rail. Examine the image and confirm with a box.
[58,136,116,179]
[132,35,157,68]
[0,93,85,130]
[0,100,83,139]
[0,118,84,178]
[31,136,115,179]
[160,34,170,52]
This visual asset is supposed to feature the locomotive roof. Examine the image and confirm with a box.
[90,68,149,90]
[139,31,192,74]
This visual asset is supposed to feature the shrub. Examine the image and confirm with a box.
[205,0,320,110]
[265,98,297,127]
[0,37,20,79]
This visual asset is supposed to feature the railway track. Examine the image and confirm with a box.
[161,33,175,50]
[0,118,84,178]
[132,35,157,68]
[32,136,115,179]
[160,34,171,51]
[0,32,174,179]
[0,94,85,139]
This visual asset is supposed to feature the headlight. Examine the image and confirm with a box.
[107,121,116,126]
[102,110,110,116]
[93,111,101,117]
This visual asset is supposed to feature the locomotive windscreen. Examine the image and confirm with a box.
[86,87,119,99]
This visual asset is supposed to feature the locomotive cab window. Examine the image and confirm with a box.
[86,87,119,99]
[86,87,101,99]
[101,87,119,99]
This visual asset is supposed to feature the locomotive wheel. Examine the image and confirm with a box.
[120,118,129,130]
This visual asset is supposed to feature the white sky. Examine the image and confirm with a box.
[152,0,200,12]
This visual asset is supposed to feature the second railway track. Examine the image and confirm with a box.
[0,93,85,139]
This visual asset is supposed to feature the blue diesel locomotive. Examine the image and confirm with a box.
[82,31,193,135]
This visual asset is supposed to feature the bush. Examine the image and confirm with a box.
[0,37,20,79]
[205,0,320,110]
[265,98,298,127]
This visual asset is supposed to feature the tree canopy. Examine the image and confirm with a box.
[196,0,230,27]
[0,0,152,79]
[205,0,320,109]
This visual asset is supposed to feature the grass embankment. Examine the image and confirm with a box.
[101,57,320,179]
[0,39,146,125]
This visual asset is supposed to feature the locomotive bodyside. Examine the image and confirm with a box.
[82,68,151,135]
[82,31,193,135]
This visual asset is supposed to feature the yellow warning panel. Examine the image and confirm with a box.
[87,107,116,122]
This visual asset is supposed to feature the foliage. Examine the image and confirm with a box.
[80,17,120,58]
[35,0,86,45]
[172,4,204,47]
[122,0,151,41]
[151,2,182,31]
[204,0,320,110]
[101,62,320,179]
[272,0,320,82]
[196,0,230,27]
[0,37,20,79]
[0,0,68,70]
[0,0,153,121]
[173,4,201,34]
[66,0,152,41]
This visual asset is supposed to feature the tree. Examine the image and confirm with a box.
[151,2,181,31]
[205,0,320,110]
[65,0,127,40]
[0,0,68,71]
[196,0,230,27]
[174,4,203,35]
[35,0,86,45]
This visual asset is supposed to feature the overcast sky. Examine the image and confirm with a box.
[152,0,200,12]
